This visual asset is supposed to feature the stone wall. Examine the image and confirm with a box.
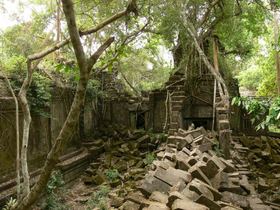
[0,80,86,183]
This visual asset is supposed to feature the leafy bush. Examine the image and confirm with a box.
[43,171,69,210]
[86,185,110,210]
[105,169,120,182]
[232,96,280,131]
[143,152,155,165]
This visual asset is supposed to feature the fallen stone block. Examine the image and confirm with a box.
[210,155,226,171]
[176,152,191,171]
[154,167,191,187]
[120,200,140,210]
[221,192,249,209]
[248,197,272,210]
[220,182,247,196]
[198,142,213,153]
[181,186,200,201]
[182,147,191,156]
[258,177,269,193]
[147,204,169,210]
[164,152,176,162]
[200,153,212,163]
[172,198,209,210]
[195,195,222,210]
[204,159,220,179]
[167,191,187,208]
[138,175,171,197]
[127,192,170,209]
[187,157,199,166]
[210,171,228,190]
[191,178,222,201]
[149,191,168,204]
[188,179,214,201]
[219,158,236,173]
[221,206,243,210]
[194,135,205,145]
[188,165,212,186]
[168,136,188,150]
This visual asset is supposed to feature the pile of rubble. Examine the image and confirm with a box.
[82,128,166,197]
[117,127,273,210]
[233,135,280,208]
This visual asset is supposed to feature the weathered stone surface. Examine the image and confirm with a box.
[221,206,242,210]
[176,153,191,171]
[195,195,221,210]
[168,136,188,150]
[191,178,222,201]
[219,158,236,173]
[188,179,214,201]
[204,159,220,179]
[109,193,124,207]
[120,200,140,210]
[198,142,213,153]
[258,177,269,193]
[181,186,200,201]
[155,167,191,187]
[201,153,212,163]
[147,204,169,210]
[167,191,187,208]
[248,197,272,210]
[182,148,191,156]
[188,165,212,186]
[172,198,209,210]
[138,175,171,196]
[210,156,226,171]
[221,192,249,209]
[149,191,168,204]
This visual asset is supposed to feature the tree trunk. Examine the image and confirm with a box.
[273,8,280,95]
[184,21,229,107]
[18,61,33,197]
[212,38,219,131]
[13,0,116,209]
[2,74,21,199]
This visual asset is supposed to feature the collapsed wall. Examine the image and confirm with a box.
[118,127,274,210]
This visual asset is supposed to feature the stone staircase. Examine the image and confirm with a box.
[215,90,231,159]
[165,73,185,135]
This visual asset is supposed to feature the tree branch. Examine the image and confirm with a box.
[87,36,115,70]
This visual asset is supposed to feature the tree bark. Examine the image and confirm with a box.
[272,5,280,95]
[13,0,115,209]
[18,61,33,197]
[184,21,229,107]
[2,73,21,199]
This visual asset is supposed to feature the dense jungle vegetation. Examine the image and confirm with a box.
[0,0,280,209]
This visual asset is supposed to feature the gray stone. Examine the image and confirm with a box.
[188,179,214,201]
[149,191,168,204]
[181,186,200,201]
[154,167,191,187]
[195,195,221,210]
[221,192,249,209]
[138,175,171,196]
[167,191,186,208]
[172,198,209,210]
[188,165,212,186]
[120,201,140,210]
[147,204,169,210]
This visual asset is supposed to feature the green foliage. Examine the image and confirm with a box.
[143,152,155,165]
[2,197,17,210]
[232,96,280,131]
[43,171,69,210]
[105,169,120,182]
[86,185,110,210]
